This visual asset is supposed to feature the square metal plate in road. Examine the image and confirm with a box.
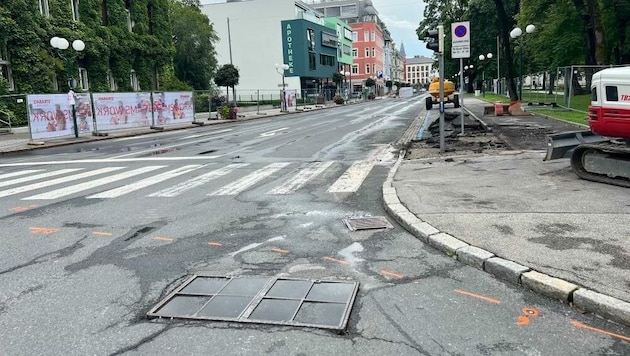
[147,276,359,331]
[343,216,393,231]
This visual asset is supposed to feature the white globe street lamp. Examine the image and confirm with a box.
[510,24,536,100]
[50,36,85,138]
[478,52,493,97]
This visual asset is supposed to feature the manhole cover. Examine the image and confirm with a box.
[147,275,359,331]
[343,216,393,231]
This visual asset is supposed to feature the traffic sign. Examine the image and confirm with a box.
[451,21,470,58]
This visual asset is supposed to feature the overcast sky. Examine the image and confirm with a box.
[371,0,431,58]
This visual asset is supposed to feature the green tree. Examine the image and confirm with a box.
[170,0,218,90]
[214,64,239,104]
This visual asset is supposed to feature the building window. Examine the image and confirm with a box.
[107,70,117,91]
[365,48,369,57]
[352,64,358,74]
[319,54,334,66]
[352,31,357,41]
[371,31,375,41]
[125,0,134,32]
[39,0,50,17]
[371,48,375,57]
[372,64,375,74]
[78,67,89,91]
[308,52,316,71]
[343,44,351,56]
[365,64,370,74]
[364,31,369,42]
[130,70,140,91]
[352,49,357,57]
[71,0,79,21]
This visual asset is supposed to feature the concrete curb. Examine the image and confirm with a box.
[383,109,630,328]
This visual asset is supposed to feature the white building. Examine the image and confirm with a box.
[199,0,317,95]
[406,55,434,86]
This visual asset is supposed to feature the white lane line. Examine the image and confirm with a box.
[260,127,289,137]
[267,161,334,195]
[24,166,164,200]
[0,167,124,199]
[229,236,285,257]
[209,162,290,196]
[327,160,375,193]
[0,169,83,188]
[0,169,45,181]
[109,129,234,158]
[86,165,201,199]
[0,157,218,167]
[148,163,249,197]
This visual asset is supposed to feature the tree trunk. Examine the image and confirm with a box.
[493,0,519,102]
[573,0,604,65]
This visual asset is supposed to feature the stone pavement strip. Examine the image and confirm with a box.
[384,97,630,328]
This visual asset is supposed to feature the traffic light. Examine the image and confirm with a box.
[424,25,444,53]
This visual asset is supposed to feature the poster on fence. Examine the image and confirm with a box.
[93,92,152,132]
[284,90,297,112]
[152,91,194,126]
[27,93,92,140]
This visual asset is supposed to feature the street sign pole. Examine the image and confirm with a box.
[451,21,470,136]
[460,58,464,134]
[439,51,445,153]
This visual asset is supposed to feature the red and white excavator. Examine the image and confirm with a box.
[545,66,630,187]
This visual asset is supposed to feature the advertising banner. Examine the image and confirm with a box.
[27,93,92,140]
[152,91,194,126]
[92,92,152,132]
[285,89,297,112]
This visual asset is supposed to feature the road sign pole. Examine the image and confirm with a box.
[460,58,464,134]
[439,51,445,153]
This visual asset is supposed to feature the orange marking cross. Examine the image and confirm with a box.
[271,248,289,254]
[380,269,404,279]
[323,256,349,265]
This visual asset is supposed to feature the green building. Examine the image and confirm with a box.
[281,19,339,96]
[323,17,353,69]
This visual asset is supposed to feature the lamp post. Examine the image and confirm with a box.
[478,53,493,97]
[274,63,289,112]
[510,24,535,101]
[50,36,85,138]
[340,70,350,98]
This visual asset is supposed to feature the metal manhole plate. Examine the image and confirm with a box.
[343,216,393,231]
[147,276,359,331]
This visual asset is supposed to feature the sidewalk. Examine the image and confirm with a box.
[384,97,630,327]
[0,101,346,154]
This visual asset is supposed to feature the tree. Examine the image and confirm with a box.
[214,64,239,104]
[332,72,344,92]
[170,0,218,90]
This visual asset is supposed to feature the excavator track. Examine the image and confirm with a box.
[570,142,630,188]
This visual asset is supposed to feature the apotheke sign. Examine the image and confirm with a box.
[284,23,295,74]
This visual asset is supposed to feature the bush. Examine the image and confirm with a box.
[218,105,232,119]
[368,93,376,100]
[333,95,345,104]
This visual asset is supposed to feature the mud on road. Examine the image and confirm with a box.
[405,109,587,159]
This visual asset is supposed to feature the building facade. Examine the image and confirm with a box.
[406,55,435,87]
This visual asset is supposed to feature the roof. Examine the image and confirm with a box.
[406,56,434,65]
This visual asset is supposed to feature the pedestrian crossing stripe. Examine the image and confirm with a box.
[0,160,379,201]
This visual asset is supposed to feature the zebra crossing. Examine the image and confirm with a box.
[0,159,379,201]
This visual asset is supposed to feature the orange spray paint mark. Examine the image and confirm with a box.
[323,256,349,265]
[454,289,501,305]
[516,307,540,326]
[572,320,630,342]
[92,231,113,236]
[208,242,222,246]
[271,248,289,254]
[29,227,59,235]
[516,315,530,326]
[380,269,404,279]
[154,237,174,242]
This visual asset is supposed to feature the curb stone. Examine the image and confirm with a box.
[427,232,469,255]
[383,99,630,327]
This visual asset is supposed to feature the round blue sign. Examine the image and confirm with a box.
[454,25,467,38]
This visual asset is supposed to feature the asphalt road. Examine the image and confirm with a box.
[0,97,628,355]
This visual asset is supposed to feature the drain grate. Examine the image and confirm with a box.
[343,216,393,231]
[147,275,359,331]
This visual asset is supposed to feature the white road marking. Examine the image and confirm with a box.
[148,163,249,197]
[267,161,334,194]
[22,166,163,200]
[229,236,285,257]
[327,160,375,193]
[0,167,124,199]
[339,242,364,265]
[0,169,45,182]
[0,157,218,167]
[86,165,201,199]
[209,162,290,196]
[0,168,83,188]
[260,127,289,137]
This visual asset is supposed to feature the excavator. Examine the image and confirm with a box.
[545,66,630,187]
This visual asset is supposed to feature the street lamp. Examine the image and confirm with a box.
[478,53,493,97]
[339,70,350,98]
[510,24,535,101]
[50,36,85,138]
[274,63,289,112]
